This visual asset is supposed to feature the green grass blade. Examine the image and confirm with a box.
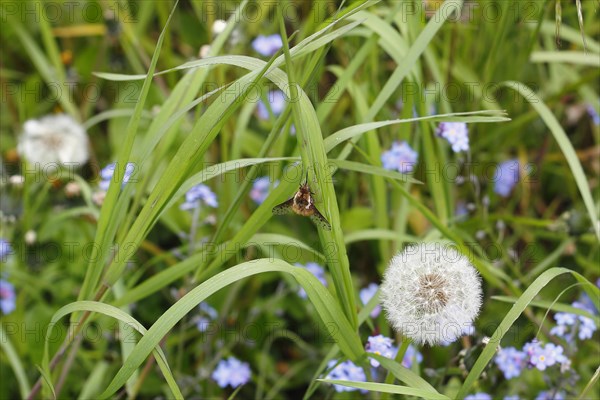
[249,233,326,263]
[364,0,464,121]
[530,51,600,66]
[112,251,207,307]
[344,229,418,245]
[456,268,598,398]
[279,6,358,329]
[100,259,364,399]
[317,380,450,400]
[579,366,600,400]
[42,301,183,400]
[0,325,31,397]
[103,56,279,285]
[113,280,138,397]
[3,10,78,117]
[83,109,153,130]
[77,361,109,400]
[328,159,421,184]
[165,157,296,210]
[533,21,600,53]
[112,231,327,307]
[323,111,510,152]
[36,365,56,400]
[501,81,599,240]
[491,296,600,325]
[369,354,439,393]
[78,0,180,301]
[575,0,588,52]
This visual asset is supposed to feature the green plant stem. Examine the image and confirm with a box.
[27,283,109,400]
[381,336,411,400]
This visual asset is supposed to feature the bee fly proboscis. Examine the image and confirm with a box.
[272,179,331,230]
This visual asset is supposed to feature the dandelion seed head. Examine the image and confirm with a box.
[199,44,211,58]
[381,243,482,345]
[415,273,449,314]
[18,114,89,166]
[212,19,227,35]
[9,175,24,187]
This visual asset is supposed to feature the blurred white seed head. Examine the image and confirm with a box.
[199,44,211,59]
[9,175,24,187]
[18,114,89,167]
[24,230,37,245]
[381,242,482,346]
[482,195,490,207]
[212,19,227,35]
[92,190,106,206]
[64,181,81,197]
[496,219,506,231]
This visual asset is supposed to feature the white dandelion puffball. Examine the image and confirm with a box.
[381,242,482,345]
[212,19,227,35]
[18,114,89,167]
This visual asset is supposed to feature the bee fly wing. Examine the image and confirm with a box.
[272,197,294,215]
[310,206,332,230]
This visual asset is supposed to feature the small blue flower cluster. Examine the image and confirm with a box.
[524,341,567,371]
[195,302,218,332]
[0,238,12,262]
[494,346,526,379]
[437,122,469,152]
[0,239,16,315]
[211,356,251,388]
[325,334,422,393]
[325,360,367,393]
[250,177,278,204]
[252,34,282,57]
[535,390,566,400]
[550,300,597,342]
[495,340,569,379]
[466,392,567,400]
[365,335,395,367]
[180,184,218,211]
[359,283,381,318]
[0,279,16,315]
[99,162,135,191]
[257,90,286,121]
[464,393,492,400]
[587,103,600,126]
[295,262,327,299]
[381,141,418,173]
[494,159,520,197]
[365,334,422,369]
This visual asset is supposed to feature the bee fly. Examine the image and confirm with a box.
[272,175,331,230]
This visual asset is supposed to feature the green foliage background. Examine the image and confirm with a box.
[0,1,598,399]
